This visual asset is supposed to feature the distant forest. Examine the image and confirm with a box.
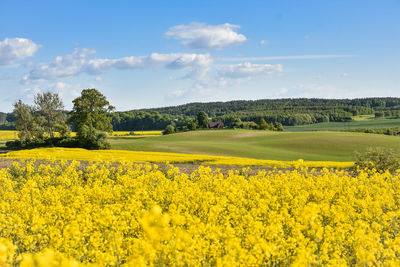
[2,97,400,130]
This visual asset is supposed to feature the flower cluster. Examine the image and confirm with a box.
[0,160,399,265]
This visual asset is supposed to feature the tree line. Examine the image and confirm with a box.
[7,89,114,149]
[2,96,400,136]
[108,97,400,130]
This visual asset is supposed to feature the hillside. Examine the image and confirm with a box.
[109,129,400,161]
[112,97,400,130]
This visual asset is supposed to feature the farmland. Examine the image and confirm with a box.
[1,125,399,266]
[109,129,400,162]
[0,159,399,266]
[1,127,398,265]
[284,118,400,131]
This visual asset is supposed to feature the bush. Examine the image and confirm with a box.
[163,125,175,135]
[352,147,400,173]
[5,137,80,150]
[78,132,110,150]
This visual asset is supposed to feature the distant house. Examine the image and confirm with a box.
[208,120,224,129]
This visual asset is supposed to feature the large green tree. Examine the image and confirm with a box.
[34,92,69,138]
[69,89,115,149]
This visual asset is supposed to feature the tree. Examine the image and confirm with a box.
[197,111,209,128]
[231,118,243,129]
[274,122,284,131]
[13,100,44,142]
[34,92,69,138]
[258,118,269,130]
[187,120,198,130]
[69,89,115,149]
[163,124,175,135]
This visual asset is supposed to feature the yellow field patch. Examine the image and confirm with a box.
[0,147,354,168]
[0,130,18,140]
[0,160,398,265]
[0,130,161,140]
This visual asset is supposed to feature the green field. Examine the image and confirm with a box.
[284,118,400,131]
[109,130,400,161]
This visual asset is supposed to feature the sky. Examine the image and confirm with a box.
[0,0,399,112]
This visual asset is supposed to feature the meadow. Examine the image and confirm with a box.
[284,117,400,131]
[109,129,400,162]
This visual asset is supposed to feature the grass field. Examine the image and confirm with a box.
[284,118,400,131]
[109,129,400,161]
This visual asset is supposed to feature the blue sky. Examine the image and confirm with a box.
[0,0,399,112]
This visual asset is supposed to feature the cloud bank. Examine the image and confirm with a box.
[165,22,246,50]
[23,48,212,83]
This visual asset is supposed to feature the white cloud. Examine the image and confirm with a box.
[0,38,40,65]
[165,22,246,50]
[218,62,283,79]
[24,48,95,82]
[260,40,269,45]
[23,49,212,83]
[166,62,284,101]
[221,55,354,62]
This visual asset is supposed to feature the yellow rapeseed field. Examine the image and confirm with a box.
[0,147,354,169]
[109,131,162,138]
[0,160,399,266]
[0,130,161,141]
[0,130,18,140]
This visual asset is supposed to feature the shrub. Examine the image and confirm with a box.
[352,147,400,173]
[78,131,110,150]
[163,125,175,135]
[6,137,80,150]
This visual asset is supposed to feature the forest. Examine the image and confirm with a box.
[1,97,400,130]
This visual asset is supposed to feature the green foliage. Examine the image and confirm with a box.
[13,100,44,142]
[6,137,79,150]
[34,92,69,138]
[352,147,400,173]
[77,125,110,149]
[241,121,258,129]
[69,89,114,149]
[258,118,269,130]
[163,124,175,135]
[187,120,198,130]
[344,127,400,136]
[13,92,70,144]
[231,118,243,129]
[274,122,284,131]
[196,111,209,128]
